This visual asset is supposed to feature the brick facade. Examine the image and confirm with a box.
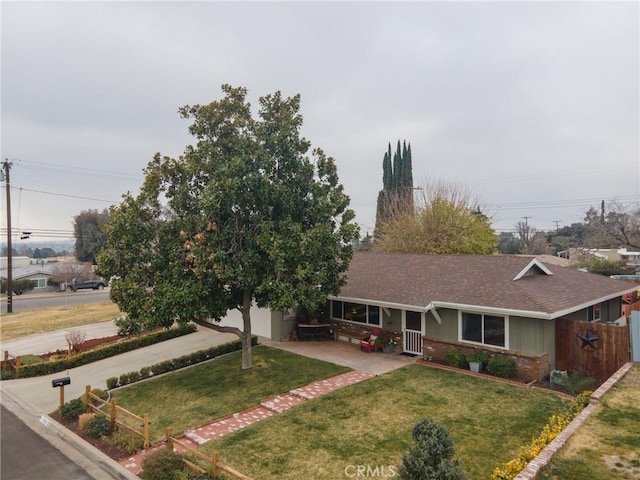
[422,336,550,382]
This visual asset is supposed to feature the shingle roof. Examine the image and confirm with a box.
[336,252,637,318]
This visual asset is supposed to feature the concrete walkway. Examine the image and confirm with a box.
[0,323,416,479]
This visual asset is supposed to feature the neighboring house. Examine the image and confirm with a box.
[0,264,55,292]
[326,252,638,381]
[560,247,640,270]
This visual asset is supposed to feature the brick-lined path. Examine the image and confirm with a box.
[119,370,374,475]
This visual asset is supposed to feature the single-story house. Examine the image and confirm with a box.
[324,252,639,381]
[0,264,55,292]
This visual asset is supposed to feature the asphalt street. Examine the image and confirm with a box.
[1,404,95,480]
[1,289,112,314]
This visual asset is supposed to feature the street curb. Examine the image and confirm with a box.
[1,387,139,480]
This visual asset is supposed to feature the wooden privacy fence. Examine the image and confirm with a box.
[555,318,631,382]
[84,385,150,448]
[165,427,253,480]
[622,299,640,317]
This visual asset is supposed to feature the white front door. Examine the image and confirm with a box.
[403,310,424,355]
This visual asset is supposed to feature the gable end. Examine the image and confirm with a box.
[513,258,554,281]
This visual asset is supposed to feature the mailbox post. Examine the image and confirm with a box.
[52,376,71,407]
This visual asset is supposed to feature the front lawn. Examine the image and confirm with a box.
[112,347,571,479]
[197,364,568,480]
[111,345,350,440]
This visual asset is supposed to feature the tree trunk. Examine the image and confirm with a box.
[240,289,253,370]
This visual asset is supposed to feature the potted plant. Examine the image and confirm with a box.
[376,331,398,353]
[466,349,489,373]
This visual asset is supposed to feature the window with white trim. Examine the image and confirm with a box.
[588,303,601,322]
[461,312,506,348]
[31,278,47,289]
[330,300,380,326]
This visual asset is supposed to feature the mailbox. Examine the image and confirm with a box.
[52,377,71,388]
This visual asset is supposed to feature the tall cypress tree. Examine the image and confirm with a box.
[375,139,415,238]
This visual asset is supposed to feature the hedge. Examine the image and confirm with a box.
[15,324,197,378]
[106,336,259,389]
[490,391,592,480]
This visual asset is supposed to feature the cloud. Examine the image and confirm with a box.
[1,1,638,242]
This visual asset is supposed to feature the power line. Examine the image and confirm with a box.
[12,158,143,181]
[6,185,119,204]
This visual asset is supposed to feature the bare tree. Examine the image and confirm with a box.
[50,262,93,286]
[65,330,86,355]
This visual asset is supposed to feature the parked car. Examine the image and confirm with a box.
[72,279,108,291]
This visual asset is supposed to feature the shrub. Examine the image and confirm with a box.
[60,398,86,421]
[466,349,489,365]
[18,354,44,366]
[487,356,516,379]
[398,417,467,480]
[104,429,145,455]
[119,373,131,386]
[140,448,187,480]
[0,370,14,380]
[90,388,108,404]
[491,392,592,480]
[556,371,596,396]
[115,314,143,337]
[78,413,96,431]
[444,350,467,369]
[105,337,258,387]
[65,330,87,354]
[86,414,111,438]
[106,376,118,389]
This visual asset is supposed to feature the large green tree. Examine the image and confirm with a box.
[74,208,109,264]
[97,85,358,369]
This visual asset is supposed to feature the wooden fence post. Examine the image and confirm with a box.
[212,451,220,477]
[84,385,91,408]
[15,356,20,369]
[166,427,173,451]
[110,399,117,431]
[142,414,150,448]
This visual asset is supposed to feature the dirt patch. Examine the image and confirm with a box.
[603,454,640,478]
[36,335,125,362]
[49,410,132,462]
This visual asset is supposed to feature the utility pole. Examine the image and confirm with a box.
[553,220,561,232]
[2,159,12,313]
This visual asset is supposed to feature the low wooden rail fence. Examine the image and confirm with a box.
[1,351,16,373]
[165,427,253,480]
[84,385,150,448]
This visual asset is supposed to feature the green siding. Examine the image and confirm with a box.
[425,309,458,340]
[508,316,555,365]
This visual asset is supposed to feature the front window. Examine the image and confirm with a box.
[331,300,381,326]
[31,278,47,289]
[461,312,506,348]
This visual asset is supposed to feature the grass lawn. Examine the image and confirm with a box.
[539,363,640,480]
[116,348,567,480]
[111,345,351,440]
[0,303,120,341]
[198,365,568,479]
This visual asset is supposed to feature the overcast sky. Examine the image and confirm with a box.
[2,1,639,244]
